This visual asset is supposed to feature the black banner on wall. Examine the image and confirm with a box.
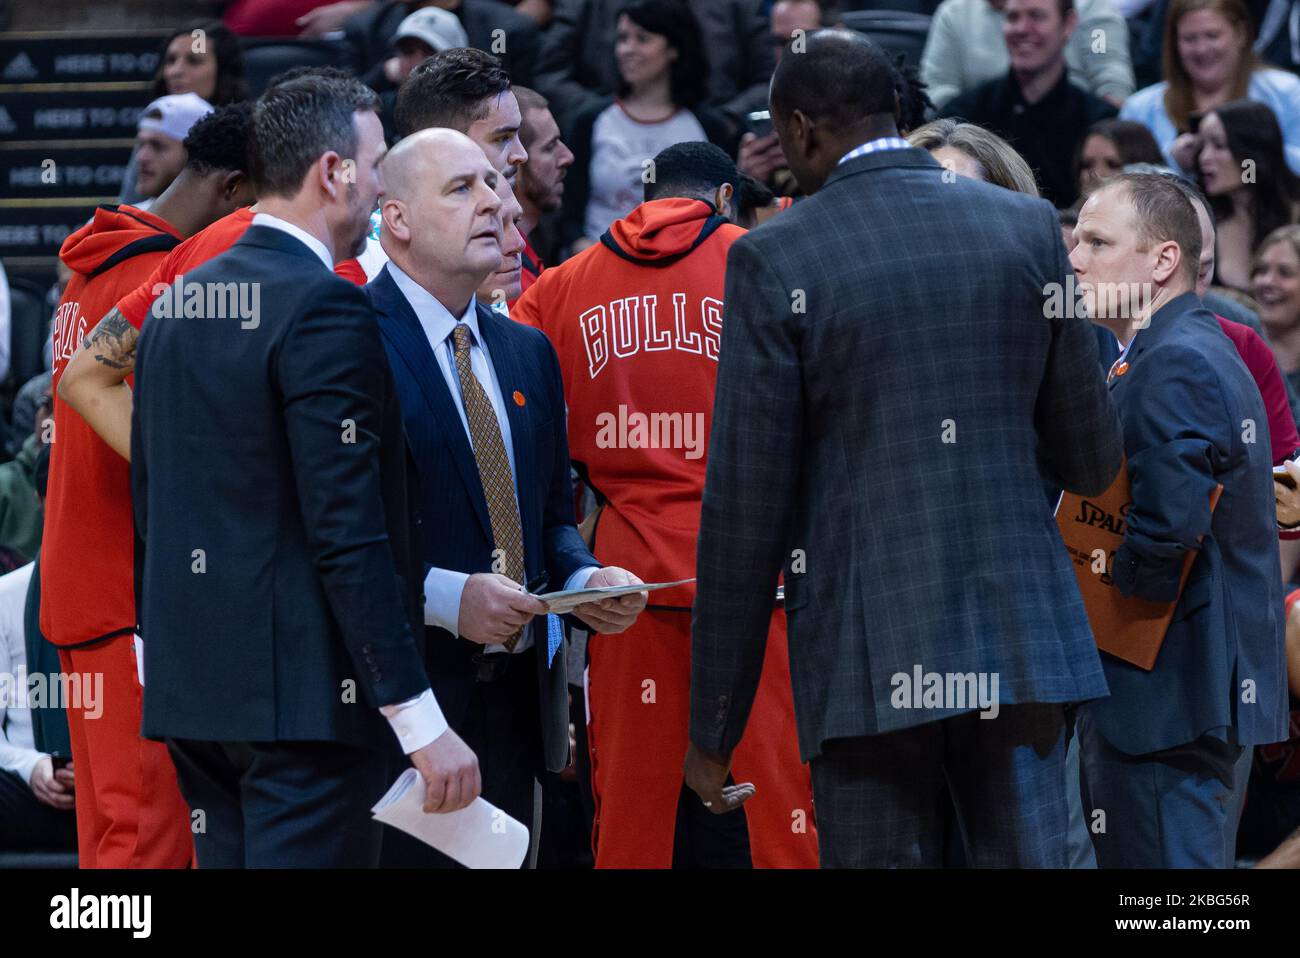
[0,84,153,140]
[0,200,108,260]
[0,31,168,85]
[2,142,133,199]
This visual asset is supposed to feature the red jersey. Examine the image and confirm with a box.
[333,256,368,285]
[42,205,182,646]
[512,198,742,606]
[520,232,543,292]
[116,206,368,327]
[116,207,254,327]
[1214,315,1300,466]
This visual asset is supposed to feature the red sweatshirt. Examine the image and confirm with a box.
[512,198,743,606]
[42,205,182,646]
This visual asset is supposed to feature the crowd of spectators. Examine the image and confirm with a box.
[5,0,1300,869]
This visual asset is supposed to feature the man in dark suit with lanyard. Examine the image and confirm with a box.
[1070,173,1288,867]
[369,128,647,866]
[132,77,479,868]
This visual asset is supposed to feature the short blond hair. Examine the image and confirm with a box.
[1254,224,1300,276]
[907,119,1040,198]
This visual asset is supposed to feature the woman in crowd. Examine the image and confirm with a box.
[150,20,248,106]
[1197,101,1300,292]
[119,20,247,205]
[558,0,735,254]
[1119,0,1300,176]
[1074,119,1165,199]
[1254,226,1300,400]
[907,118,1040,196]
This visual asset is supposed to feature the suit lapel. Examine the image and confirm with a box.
[371,268,493,540]
[477,304,538,558]
[236,225,332,269]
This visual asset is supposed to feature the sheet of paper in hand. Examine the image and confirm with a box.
[535,578,695,614]
[1055,460,1221,671]
[371,768,529,869]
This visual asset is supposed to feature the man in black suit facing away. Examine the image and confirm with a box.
[685,30,1124,867]
[131,76,479,868]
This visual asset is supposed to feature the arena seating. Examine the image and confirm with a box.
[240,36,358,98]
[839,10,932,67]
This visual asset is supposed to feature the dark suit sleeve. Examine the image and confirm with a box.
[719,0,774,122]
[538,332,598,586]
[276,285,429,709]
[1112,345,1228,602]
[504,18,539,88]
[690,237,800,755]
[1035,205,1124,496]
[130,376,147,542]
[556,101,601,249]
[533,0,602,123]
[129,374,148,632]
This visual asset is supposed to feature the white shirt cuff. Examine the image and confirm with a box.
[565,565,601,593]
[424,566,469,635]
[379,689,448,754]
[15,751,45,787]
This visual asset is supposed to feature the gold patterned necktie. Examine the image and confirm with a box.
[451,323,526,650]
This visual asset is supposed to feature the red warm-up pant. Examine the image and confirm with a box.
[58,635,193,868]
[586,607,818,868]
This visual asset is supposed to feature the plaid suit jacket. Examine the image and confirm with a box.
[690,147,1124,761]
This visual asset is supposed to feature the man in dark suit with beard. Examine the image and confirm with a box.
[132,77,479,868]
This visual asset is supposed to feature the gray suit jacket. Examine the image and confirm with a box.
[690,147,1124,761]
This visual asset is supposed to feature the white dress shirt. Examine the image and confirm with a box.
[837,137,913,165]
[0,564,42,784]
[251,212,334,268]
[253,216,447,753]
[386,262,598,655]
[0,261,11,385]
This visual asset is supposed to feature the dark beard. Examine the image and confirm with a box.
[345,185,371,259]
[347,220,369,259]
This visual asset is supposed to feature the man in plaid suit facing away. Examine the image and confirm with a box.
[685,29,1125,867]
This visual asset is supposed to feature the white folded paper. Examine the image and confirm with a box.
[133,633,145,687]
[371,768,529,869]
[535,577,694,614]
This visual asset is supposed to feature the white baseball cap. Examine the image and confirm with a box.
[137,92,214,142]
[393,7,469,53]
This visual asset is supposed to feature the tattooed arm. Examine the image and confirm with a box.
[58,307,138,461]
